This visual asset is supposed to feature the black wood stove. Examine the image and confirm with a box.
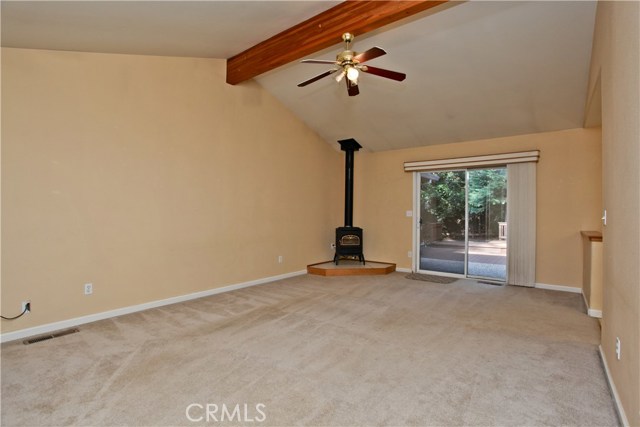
[334,138,365,265]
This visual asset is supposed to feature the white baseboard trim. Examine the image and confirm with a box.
[588,308,603,318]
[1,270,307,344]
[396,267,412,273]
[598,345,630,427]
[580,288,603,318]
[534,282,582,293]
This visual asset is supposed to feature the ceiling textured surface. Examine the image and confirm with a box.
[1,1,340,58]
[1,1,597,152]
[256,1,598,151]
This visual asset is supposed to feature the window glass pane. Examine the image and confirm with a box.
[419,171,466,275]
[467,168,507,280]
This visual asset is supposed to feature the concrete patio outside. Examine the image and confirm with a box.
[419,238,506,280]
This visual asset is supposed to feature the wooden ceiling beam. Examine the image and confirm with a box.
[226,0,449,85]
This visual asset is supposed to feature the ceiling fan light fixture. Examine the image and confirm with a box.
[298,32,405,96]
[346,66,359,83]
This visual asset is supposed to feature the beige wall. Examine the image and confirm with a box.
[589,2,640,425]
[355,128,603,289]
[582,236,603,313]
[1,48,343,334]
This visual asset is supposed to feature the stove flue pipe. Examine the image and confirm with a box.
[338,138,362,227]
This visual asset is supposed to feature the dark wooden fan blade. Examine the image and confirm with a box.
[361,65,406,81]
[346,79,359,97]
[297,69,337,87]
[353,47,386,64]
[301,59,338,65]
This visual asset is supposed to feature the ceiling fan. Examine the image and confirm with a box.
[297,33,406,96]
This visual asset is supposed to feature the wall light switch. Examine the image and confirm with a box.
[406,210,413,217]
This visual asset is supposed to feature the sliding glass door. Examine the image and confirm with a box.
[416,167,507,281]
[466,168,507,280]
[418,171,466,275]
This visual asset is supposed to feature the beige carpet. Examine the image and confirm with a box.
[1,273,618,426]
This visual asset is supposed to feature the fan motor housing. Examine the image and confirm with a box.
[337,50,357,65]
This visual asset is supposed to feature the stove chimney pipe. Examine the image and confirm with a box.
[338,138,362,227]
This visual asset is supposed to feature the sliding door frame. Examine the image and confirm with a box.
[413,168,507,282]
[413,170,468,279]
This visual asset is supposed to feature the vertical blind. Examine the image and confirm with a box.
[506,162,537,287]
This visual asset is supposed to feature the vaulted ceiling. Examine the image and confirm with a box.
[1,1,598,152]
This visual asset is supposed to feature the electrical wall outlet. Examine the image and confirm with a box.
[21,300,31,314]
[615,337,621,360]
[84,283,93,295]
[278,256,283,264]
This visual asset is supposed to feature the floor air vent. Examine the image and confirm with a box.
[477,280,505,286]
[23,328,79,345]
